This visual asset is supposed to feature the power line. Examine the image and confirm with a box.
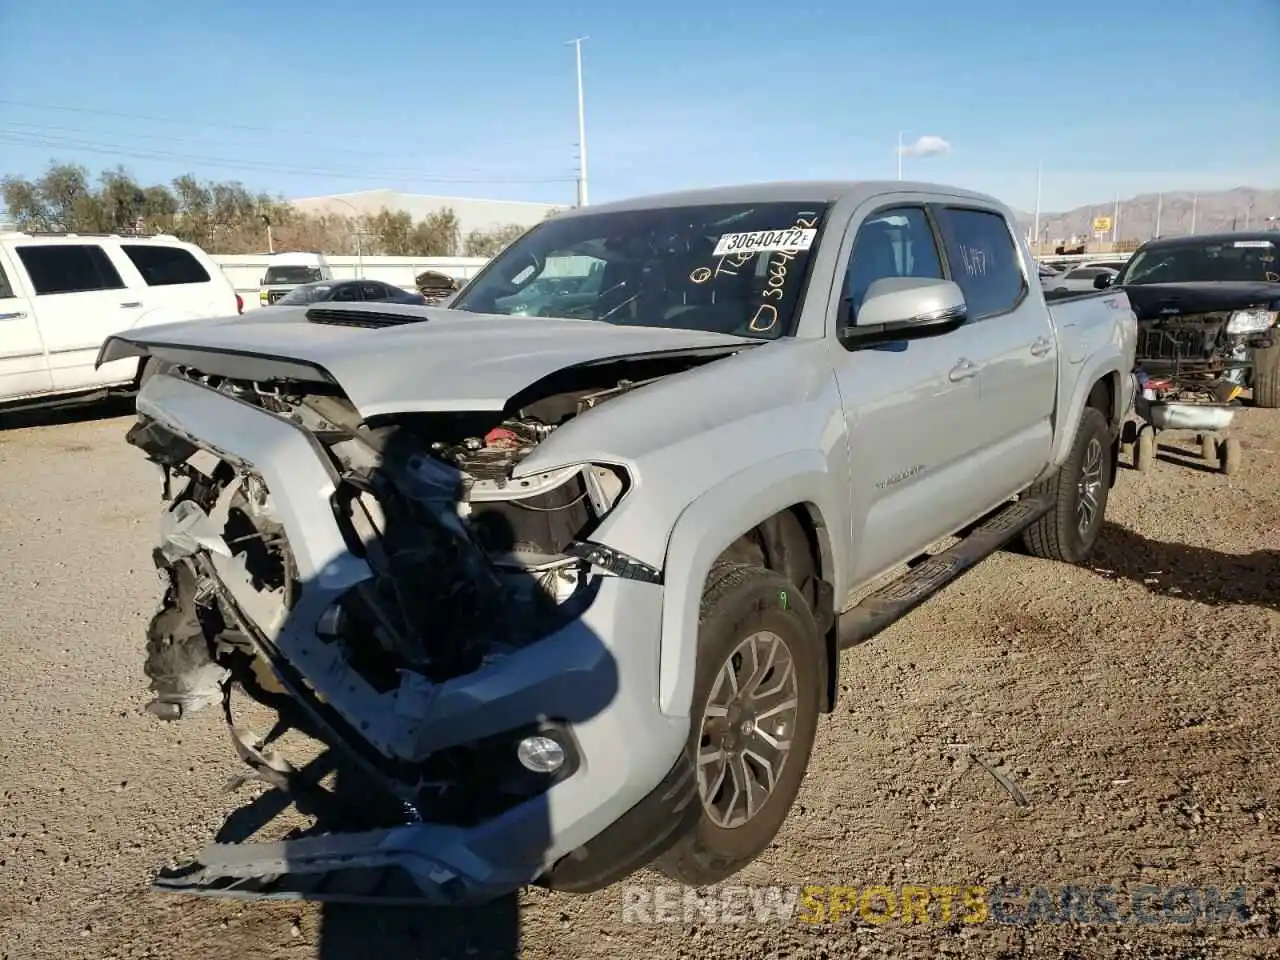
[0,131,577,185]
[0,119,561,175]
[0,98,557,153]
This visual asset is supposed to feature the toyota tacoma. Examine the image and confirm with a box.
[100,180,1137,905]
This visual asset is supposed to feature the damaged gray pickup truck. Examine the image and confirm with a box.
[101,180,1137,906]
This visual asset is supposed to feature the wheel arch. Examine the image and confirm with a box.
[1050,358,1128,470]
[658,453,845,719]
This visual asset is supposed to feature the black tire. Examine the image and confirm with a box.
[1022,406,1113,563]
[1252,343,1280,408]
[654,562,823,887]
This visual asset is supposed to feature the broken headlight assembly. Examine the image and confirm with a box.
[1225,307,1278,335]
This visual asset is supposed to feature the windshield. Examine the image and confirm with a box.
[275,282,334,305]
[1119,238,1279,285]
[264,265,323,285]
[450,201,831,339]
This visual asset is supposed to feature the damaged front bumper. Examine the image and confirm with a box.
[132,371,690,905]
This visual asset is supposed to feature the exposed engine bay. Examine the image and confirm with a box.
[128,350,727,826]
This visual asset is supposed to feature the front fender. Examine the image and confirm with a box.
[656,450,843,718]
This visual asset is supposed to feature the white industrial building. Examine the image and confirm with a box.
[287,189,563,235]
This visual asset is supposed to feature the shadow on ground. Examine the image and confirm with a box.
[1091,521,1279,612]
[0,394,136,431]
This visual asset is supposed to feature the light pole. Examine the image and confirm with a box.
[1190,192,1198,234]
[1032,161,1042,253]
[331,197,365,278]
[568,37,590,207]
[1154,192,1162,239]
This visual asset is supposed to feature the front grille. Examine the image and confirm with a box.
[1136,312,1229,363]
[306,307,420,329]
[267,289,289,304]
[1137,326,1209,361]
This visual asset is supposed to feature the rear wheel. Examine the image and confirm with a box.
[1023,406,1112,563]
[655,563,822,887]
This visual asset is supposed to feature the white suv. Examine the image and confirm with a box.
[0,232,241,409]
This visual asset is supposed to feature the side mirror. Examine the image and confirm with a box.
[839,277,967,344]
[1094,273,1114,289]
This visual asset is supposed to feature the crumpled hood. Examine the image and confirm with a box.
[99,303,758,419]
[1121,282,1280,320]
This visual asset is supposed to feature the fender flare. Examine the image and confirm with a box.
[1049,356,1126,469]
[656,450,839,718]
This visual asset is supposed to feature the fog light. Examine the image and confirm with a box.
[516,735,566,773]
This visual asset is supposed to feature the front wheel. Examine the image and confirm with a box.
[655,563,823,887]
[1022,406,1113,563]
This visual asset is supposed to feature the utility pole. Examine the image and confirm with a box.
[1111,189,1120,246]
[261,213,274,254]
[568,37,590,207]
[1190,193,1198,234]
[1032,161,1042,254]
[1154,192,1162,239]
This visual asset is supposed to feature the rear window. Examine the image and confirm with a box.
[121,244,211,286]
[16,244,125,295]
[933,208,1027,318]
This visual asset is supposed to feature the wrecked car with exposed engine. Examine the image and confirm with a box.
[100,180,1137,906]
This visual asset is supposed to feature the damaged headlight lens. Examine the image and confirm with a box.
[1225,308,1278,335]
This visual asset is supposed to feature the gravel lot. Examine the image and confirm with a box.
[1,399,1277,960]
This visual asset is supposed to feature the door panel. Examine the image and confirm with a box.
[931,206,1057,499]
[839,335,982,585]
[0,249,51,401]
[14,243,143,390]
[830,202,986,587]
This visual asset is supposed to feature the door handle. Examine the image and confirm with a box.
[1030,336,1053,357]
[120,301,142,309]
[948,358,979,382]
[0,311,28,320]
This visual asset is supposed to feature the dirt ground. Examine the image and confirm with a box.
[1,398,1277,960]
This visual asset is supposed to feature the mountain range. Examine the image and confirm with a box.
[1013,187,1280,244]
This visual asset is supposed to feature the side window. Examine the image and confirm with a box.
[934,208,1026,319]
[121,244,211,286]
[332,283,361,301]
[360,281,387,300]
[844,206,944,313]
[0,261,14,299]
[16,245,125,296]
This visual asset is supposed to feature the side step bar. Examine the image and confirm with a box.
[837,491,1055,650]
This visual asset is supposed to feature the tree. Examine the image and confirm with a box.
[464,222,527,257]
[0,157,539,257]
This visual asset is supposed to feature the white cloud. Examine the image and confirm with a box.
[898,135,952,158]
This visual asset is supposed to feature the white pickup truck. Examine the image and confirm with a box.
[102,179,1137,905]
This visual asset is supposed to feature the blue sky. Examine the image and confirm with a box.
[1,0,1277,214]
